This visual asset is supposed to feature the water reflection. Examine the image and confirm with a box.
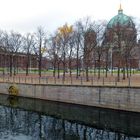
[0,94,139,140]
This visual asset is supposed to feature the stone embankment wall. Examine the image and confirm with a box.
[0,82,140,112]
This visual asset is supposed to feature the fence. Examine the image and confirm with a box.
[0,74,139,87]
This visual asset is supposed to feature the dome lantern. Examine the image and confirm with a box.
[118,4,123,14]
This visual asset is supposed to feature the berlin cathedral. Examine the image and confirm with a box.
[102,4,139,70]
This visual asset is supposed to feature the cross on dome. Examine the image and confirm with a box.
[118,3,123,14]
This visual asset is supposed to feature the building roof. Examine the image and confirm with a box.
[107,5,135,29]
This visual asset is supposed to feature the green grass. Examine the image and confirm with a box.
[0,67,139,75]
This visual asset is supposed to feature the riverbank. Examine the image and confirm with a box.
[1,81,140,113]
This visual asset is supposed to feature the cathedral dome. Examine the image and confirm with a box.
[107,6,135,29]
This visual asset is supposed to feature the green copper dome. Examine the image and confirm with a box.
[107,9,134,29]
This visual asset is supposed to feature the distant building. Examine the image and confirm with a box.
[0,51,38,71]
[103,4,138,69]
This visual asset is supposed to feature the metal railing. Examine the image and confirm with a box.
[0,75,139,87]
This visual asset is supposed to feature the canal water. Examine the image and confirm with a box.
[0,94,140,140]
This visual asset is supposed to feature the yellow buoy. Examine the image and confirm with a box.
[8,85,19,96]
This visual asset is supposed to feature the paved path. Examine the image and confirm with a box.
[0,73,140,87]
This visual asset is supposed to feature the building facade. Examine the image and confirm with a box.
[103,4,138,69]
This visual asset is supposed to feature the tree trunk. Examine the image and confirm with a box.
[26,54,30,76]
[10,54,13,77]
[57,62,60,79]
[38,50,42,77]
[13,55,16,76]
[98,56,101,79]
[123,67,125,80]
[117,65,120,82]
[38,40,42,77]
[76,46,79,78]
[86,66,89,81]
[63,52,66,80]
[63,61,66,81]
[105,50,108,78]
[69,60,72,77]
[53,60,56,77]
[53,67,56,77]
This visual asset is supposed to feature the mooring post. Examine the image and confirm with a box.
[54,77,56,84]
[128,77,131,87]
[81,77,83,85]
[71,76,72,85]
[91,77,93,85]
[31,77,33,84]
[115,77,117,86]
[46,78,48,84]
[39,77,40,84]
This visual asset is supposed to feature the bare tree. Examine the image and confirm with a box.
[84,29,97,81]
[34,27,47,77]
[74,18,97,81]
[74,21,84,78]
[95,23,106,79]
[67,31,75,77]
[56,24,73,80]
[23,33,36,76]
[3,31,23,76]
[48,34,61,78]
[121,27,136,79]
[0,30,9,75]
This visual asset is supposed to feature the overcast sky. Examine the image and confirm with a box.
[0,0,139,34]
